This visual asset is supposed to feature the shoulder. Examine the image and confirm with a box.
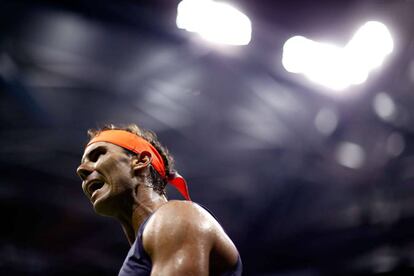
[158,200,217,224]
[143,201,240,273]
[142,201,217,255]
[143,201,216,249]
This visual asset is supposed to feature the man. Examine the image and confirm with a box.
[76,124,242,275]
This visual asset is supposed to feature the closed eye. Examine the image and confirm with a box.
[88,146,107,162]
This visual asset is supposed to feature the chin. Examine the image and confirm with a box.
[92,188,132,217]
[93,196,117,217]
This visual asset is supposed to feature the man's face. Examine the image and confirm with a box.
[77,141,135,216]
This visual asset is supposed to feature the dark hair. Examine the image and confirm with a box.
[87,124,175,196]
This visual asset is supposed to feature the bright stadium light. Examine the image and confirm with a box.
[282,21,394,91]
[346,21,394,70]
[176,0,252,46]
[282,36,314,74]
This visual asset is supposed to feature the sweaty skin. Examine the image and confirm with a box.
[77,141,239,275]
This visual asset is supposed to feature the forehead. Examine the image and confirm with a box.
[81,141,125,160]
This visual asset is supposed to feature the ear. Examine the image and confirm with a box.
[131,151,152,175]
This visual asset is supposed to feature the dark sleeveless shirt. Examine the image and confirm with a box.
[118,204,242,276]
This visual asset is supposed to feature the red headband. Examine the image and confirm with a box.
[87,130,191,201]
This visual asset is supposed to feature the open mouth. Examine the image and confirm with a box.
[87,180,105,197]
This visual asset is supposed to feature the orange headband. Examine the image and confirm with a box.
[87,129,191,201]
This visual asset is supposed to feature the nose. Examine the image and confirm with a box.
[77,163,93,181]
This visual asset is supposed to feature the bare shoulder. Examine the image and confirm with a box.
[154,200,216,225]
[143,200,239,271]
[143,200,216,245]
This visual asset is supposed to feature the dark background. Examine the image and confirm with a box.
[1,0,414,275]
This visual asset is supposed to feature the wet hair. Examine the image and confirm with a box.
[87,124,175,197]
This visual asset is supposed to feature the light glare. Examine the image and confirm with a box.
[282,21,394,91]
[176,0,251,46]
[336,142,366,169]
[282,36,314,73]
[314,108,338,135]
[373,92,396,121]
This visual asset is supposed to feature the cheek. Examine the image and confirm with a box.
[97,155,132,179]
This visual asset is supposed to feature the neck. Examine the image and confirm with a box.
[117,185,167,245]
